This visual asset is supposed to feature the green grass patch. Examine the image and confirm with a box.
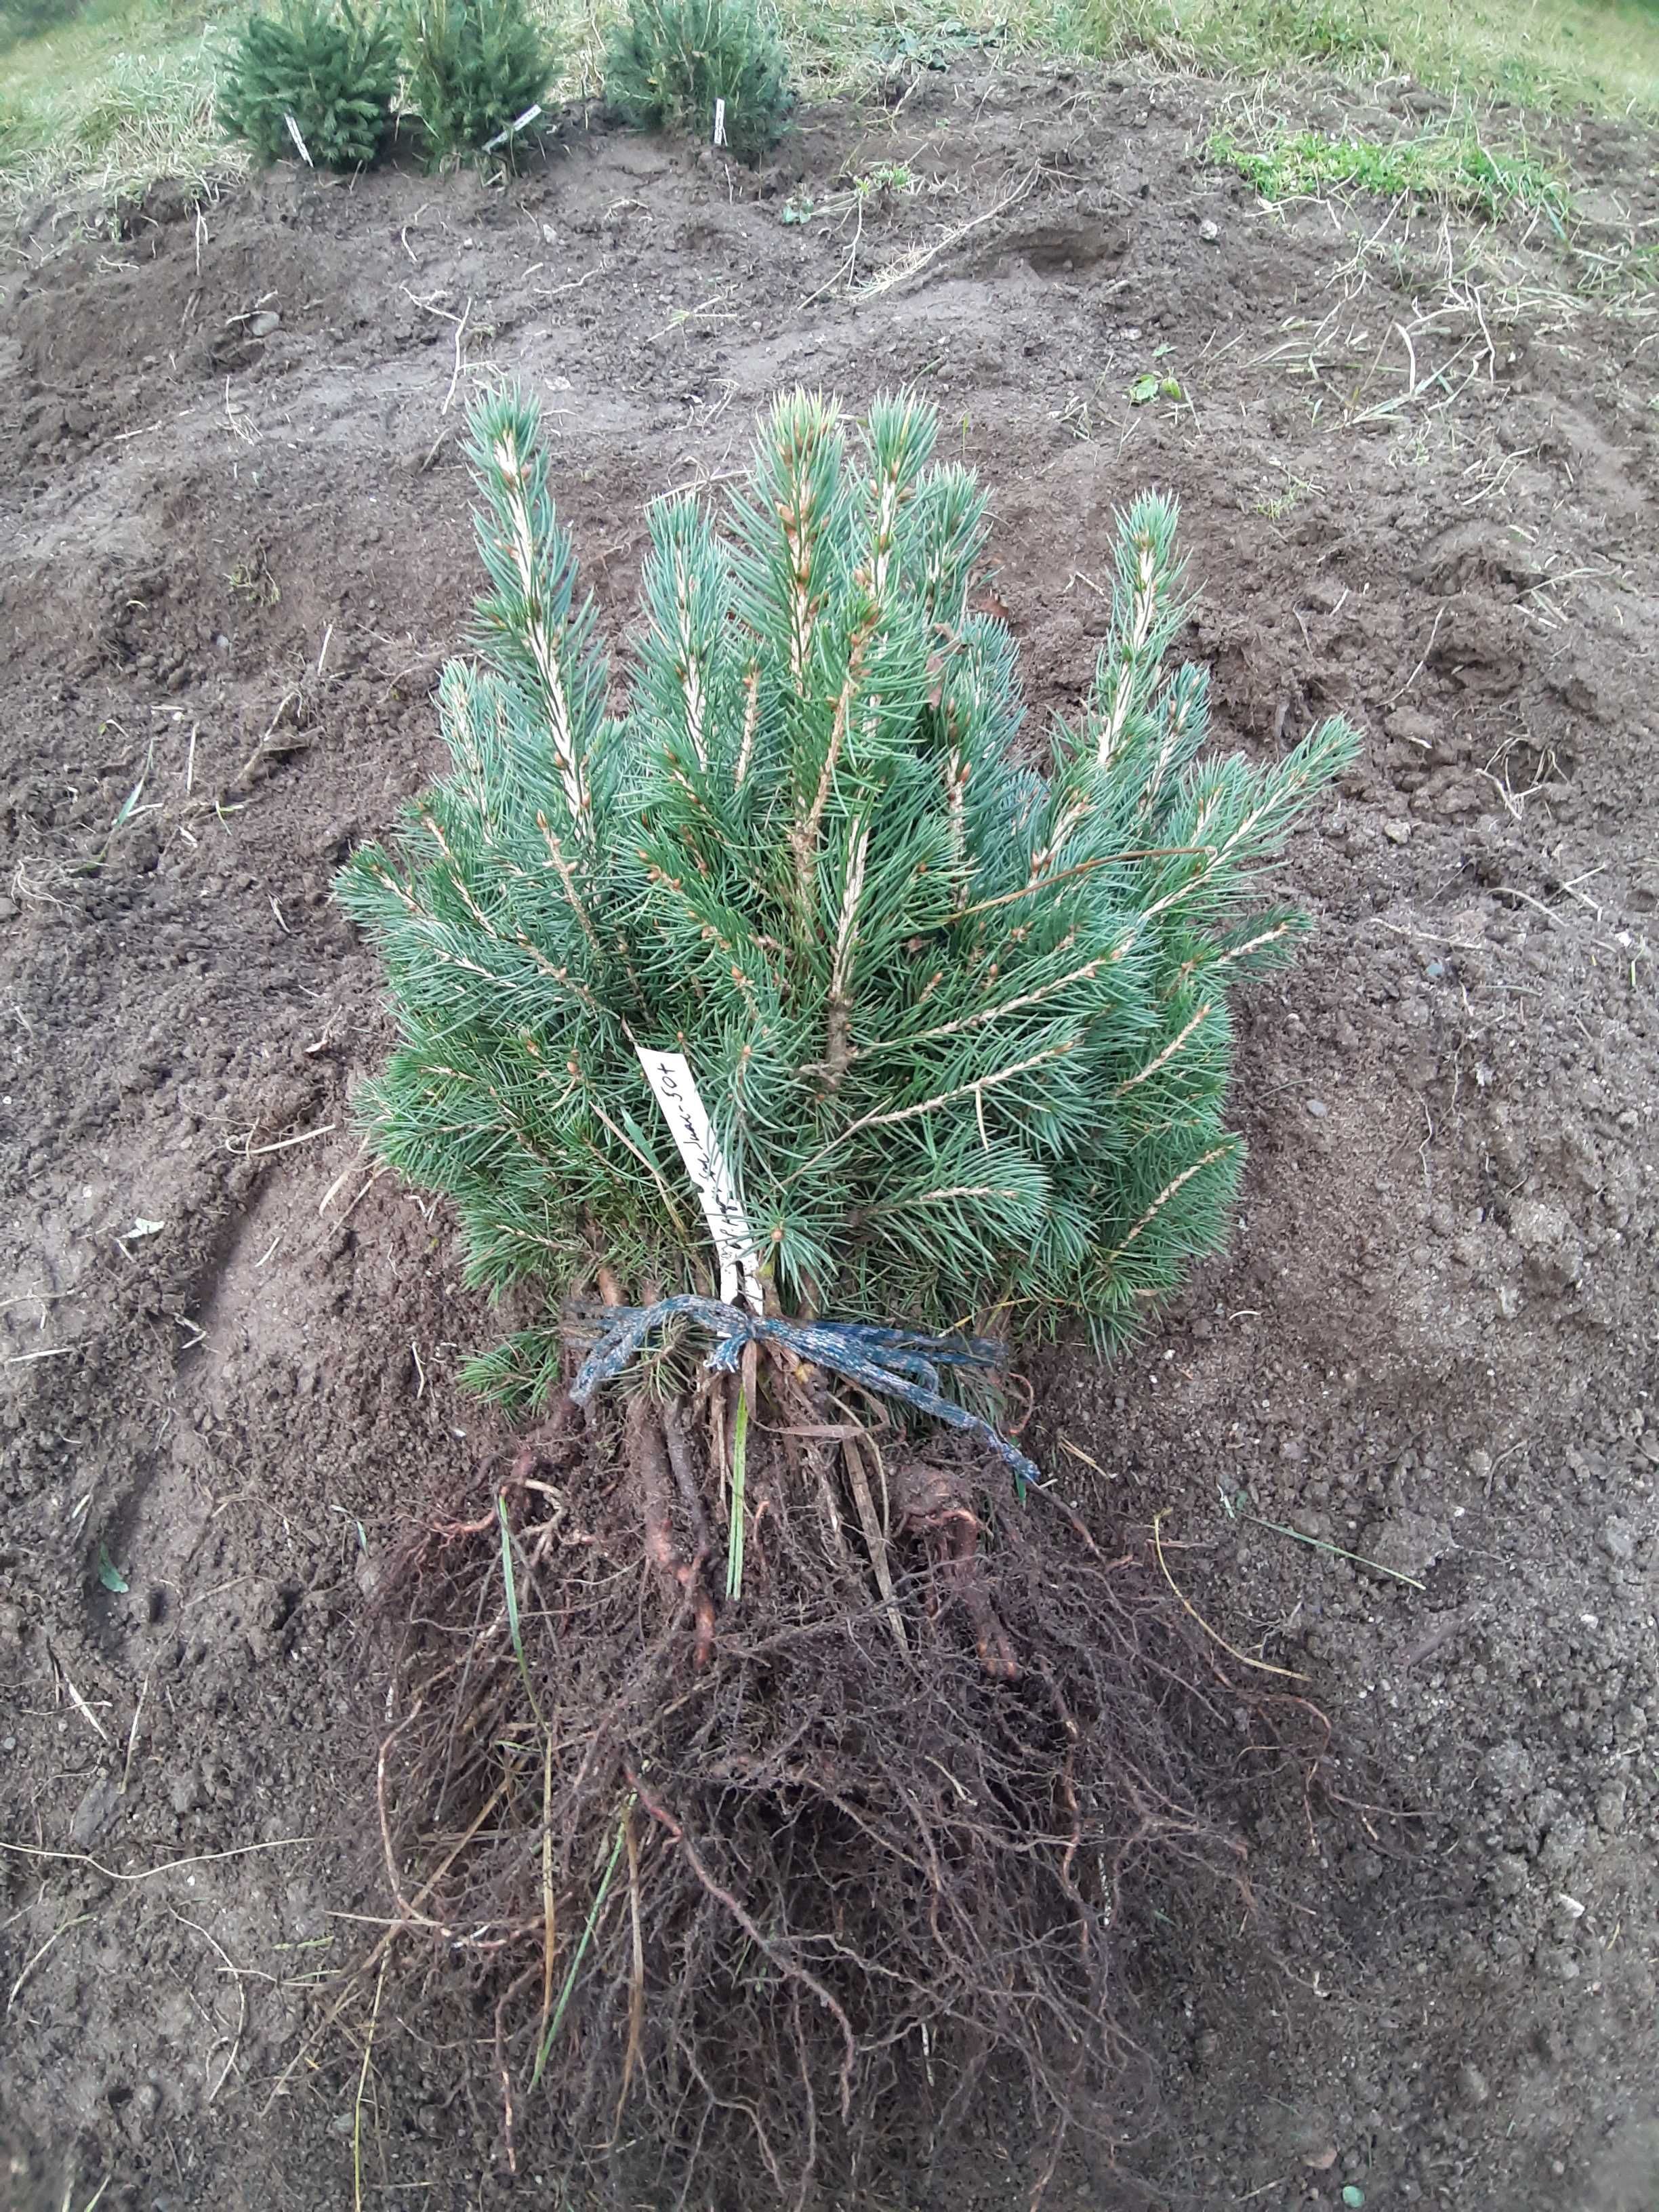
[1082,0,1659,118]
[1,0,226,210]
[1208,122,1569,224]
[4,0,1658,222]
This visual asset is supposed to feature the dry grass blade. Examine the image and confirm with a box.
[1151,1511,1309,1681]
[856,166,1037,300]
[5,1912,91,2011]
[47,1645,109,1742]
[1231,1505,1426,1590]
[352,1957,388,2212]
[529,1802,632,2091]
[0,1838,310,1883]
[170,1910,249,2101]
[497,1492,544,1725]
[615,1806,646,2129]
[841,1427,909,1653]
[537,1736,556,2079]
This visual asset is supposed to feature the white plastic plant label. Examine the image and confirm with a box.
[636,1046,764,1309]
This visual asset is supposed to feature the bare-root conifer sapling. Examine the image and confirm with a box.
[338,384,1357,2200]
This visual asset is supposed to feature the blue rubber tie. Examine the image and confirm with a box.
[569,1295,1040,1495]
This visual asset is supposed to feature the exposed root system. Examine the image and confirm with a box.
[371,1356,1322,2205]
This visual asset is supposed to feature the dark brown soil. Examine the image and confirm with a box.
[2,57,1656,2212]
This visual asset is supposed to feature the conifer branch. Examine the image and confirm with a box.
[792,608,877,914]
[536,812,603,957]
[790,1044,1079,1181]
[823,816,870,1088]
[735,663,760,787]
[1115,1002,1214,1094]
[860,946,1138,1063]
[1105,1141,1238,1267]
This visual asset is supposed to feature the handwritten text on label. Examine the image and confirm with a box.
[636,1047,765,1309]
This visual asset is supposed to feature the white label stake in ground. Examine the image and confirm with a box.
[636,1047,764,1309]
[483,102,543,154]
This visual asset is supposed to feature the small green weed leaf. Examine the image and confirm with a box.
[112,774,149,830]
[1129,373,1183,406]
[97,1545,129,1594]
[872,18,1000,69]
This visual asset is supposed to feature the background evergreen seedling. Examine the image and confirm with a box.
[403,0,552,167]
[603,0,792,164]
[218,0,396,169]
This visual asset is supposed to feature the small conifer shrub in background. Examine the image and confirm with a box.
[218,0,398,169]
[603,0,793,164]
[403,0,553,167]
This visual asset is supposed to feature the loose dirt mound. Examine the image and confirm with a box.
[1,62,1655,2212]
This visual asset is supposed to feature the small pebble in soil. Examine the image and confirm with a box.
[1459,2062,1490,2106]
[1599,1516,1635,1562]
[1198,217,1219,241]
[1490,1853,1528,1898]
[1305,1098,1328,1118]
[1596,1782,1626,1834]
[70,1774,120,1846]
